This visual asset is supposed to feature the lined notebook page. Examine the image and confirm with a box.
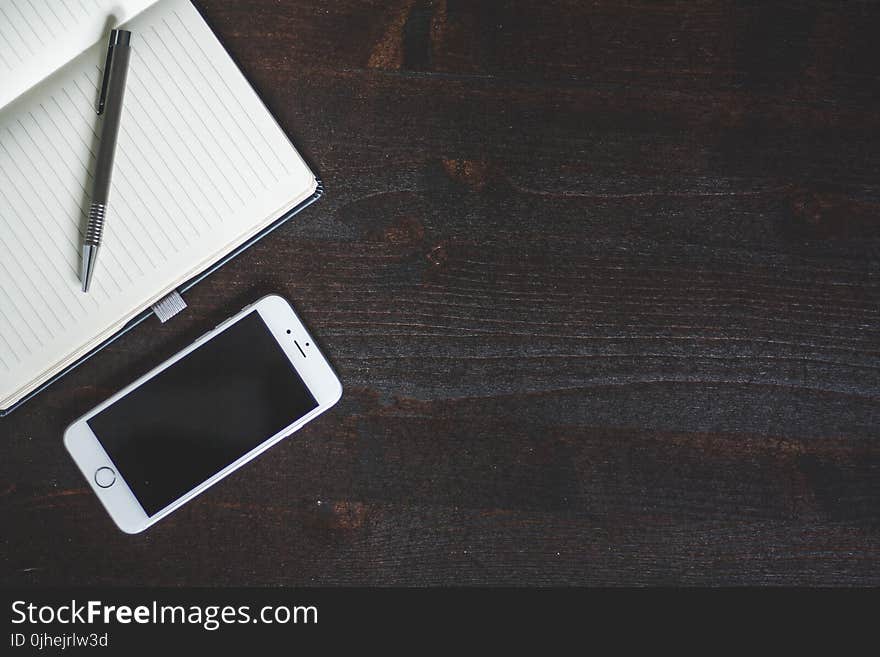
[0,0,316,407]
[0,0,156,108]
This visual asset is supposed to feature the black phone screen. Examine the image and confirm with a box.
[88,311,318,516]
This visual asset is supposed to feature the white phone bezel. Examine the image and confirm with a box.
[63,294,342,534]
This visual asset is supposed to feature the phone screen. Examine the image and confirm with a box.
[87,311,318,516]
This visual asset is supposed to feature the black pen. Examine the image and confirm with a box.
[82,29,132,293]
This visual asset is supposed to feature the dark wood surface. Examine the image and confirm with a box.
[2,0,879,586]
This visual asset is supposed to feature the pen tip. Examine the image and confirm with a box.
[81,245,97,293]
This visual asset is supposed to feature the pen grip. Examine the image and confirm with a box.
[84,202,106,247]
[92,42,131,204]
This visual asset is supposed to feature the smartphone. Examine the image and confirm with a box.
[63,294,342,534]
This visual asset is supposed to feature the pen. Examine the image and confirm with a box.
[82,29,132,293]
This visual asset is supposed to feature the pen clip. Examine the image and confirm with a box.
[97,30,119,115]
[97,29,131,114]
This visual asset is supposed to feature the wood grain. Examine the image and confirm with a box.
[1,0,878,585]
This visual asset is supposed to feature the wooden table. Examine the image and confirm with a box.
[1,0,878,586]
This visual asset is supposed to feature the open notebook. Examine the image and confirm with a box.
[0,0,320,414]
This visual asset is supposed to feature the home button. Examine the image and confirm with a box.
[95,467,116,488]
